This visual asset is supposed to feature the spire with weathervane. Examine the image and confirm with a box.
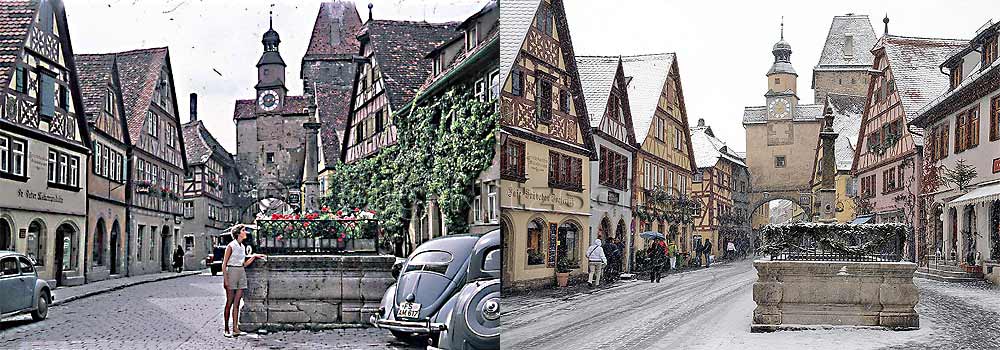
[256,10,287,114]
[765,16,799,120]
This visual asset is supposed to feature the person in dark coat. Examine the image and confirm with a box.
[602,238,620,284]
[703,239,713,268]
[648,239,666,283]
[172,245,184,273]
[694,240,704,267]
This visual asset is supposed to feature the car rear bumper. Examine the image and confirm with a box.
[370,315,447,334]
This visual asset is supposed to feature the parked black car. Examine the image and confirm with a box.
[0,251,52,322]
[206,225,256,275]
[371,230,500,349]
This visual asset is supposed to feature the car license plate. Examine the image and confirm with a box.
[397,302,421,319]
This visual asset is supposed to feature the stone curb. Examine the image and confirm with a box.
[51,270,203,307]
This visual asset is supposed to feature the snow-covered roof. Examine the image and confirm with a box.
[825,94,866,171]
[814,15,877,71]
[621,53,675,144]
[691,121,746,170]
[880,35,966,123]
[743,103,825,125]
[575,56,620,127]
[499,0,540,88]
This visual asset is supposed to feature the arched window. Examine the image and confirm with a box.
[94,219,106,266]
[0,218,12,251]
[526,219,545,265]
[599,218,611,241]
[28,220,45,266]
[558,222,580,265]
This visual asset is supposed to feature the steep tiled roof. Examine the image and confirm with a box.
[914,22,1000,126]
[182,120,234,166]
[881,35,966,122]
[315,82,352,166]
[499,0,541,86]
[303,1,362,61]
[232,99,254,120]
[74,53,116,120]
[743,103,824,124]
[575,56,619,127]
[0,0,34,88]
[115,47,169,143]
[366,20,457,109]
[815,15,877,71]
[621,53,675,144]
[826,94,866,171]
[691,123,746,169]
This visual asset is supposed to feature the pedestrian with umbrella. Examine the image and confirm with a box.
[641,231,666,283]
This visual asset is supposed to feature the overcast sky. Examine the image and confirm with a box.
[64,0,486,152]
[564,0,998,152]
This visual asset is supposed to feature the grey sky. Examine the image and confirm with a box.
[563,0,998,152]
[64,0,486,153]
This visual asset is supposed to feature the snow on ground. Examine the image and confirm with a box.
[502,260,998,350]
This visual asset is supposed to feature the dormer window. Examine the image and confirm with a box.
[843,34,855,59]
[432,56,441,76]
[105,87,114,113]
[983,37,998,67]
[950,63,963,89]
[465,23,478,50]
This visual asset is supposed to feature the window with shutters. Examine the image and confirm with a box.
[535,6,553,36]
[548,151,582,192]
[598,146,627,191]
[991,95,1000,142]
[967,105,980,149]
[511,69,523,96]
[983,37,997,67]
[558,89,570,113]
[950,64,963,89]
[955,112,966,153]
[38,72,56,118]
[536,78,552,123]
[500,139,526,182]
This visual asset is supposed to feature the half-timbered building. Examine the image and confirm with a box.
[911,20,1000,283]
[621,53,697,257]
[852,34,964,259]
[500,0,596,291]
[576,55,637,271]
[76,52,129,282]
[0,0,91,286]
[690,119,749,258]
[340,20,458,163]
[406,0,499,240]
[113,47,188,276]
[182,107,242,270]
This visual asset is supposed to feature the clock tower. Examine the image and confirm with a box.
[765,20,798,121]
[256,15,287,114]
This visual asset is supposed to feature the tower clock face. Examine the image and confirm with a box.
[768,98,791,119]
[259,90,279,112]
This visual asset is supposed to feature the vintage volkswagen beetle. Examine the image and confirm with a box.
[0,251,52,322]
[371,230,499,348]
[433,229,500,349]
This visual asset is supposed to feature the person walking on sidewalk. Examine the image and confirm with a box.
[726,241,737,260]
[172,245,184,273]
[668,241,678,270]
[648,239,666,283]
[703,239,713,268]
[694,240,704,267]
[602,238,620,285]
[586,239,607,287]
[222,224,266,338]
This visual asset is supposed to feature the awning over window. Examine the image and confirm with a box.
[948,183,1000,207]
[850,215,873,225]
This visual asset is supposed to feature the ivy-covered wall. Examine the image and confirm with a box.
[323,87,498,239]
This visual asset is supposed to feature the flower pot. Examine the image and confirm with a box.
[555,272,569,287]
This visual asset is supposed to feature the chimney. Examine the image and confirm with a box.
[189,93,198,122]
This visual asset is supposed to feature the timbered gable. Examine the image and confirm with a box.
[852,35,965,175]
[75,53,126,144]
[499,0,595,158]
[576,56,637,148]
[0,0,89,148]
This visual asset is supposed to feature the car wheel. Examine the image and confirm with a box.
[31,291,49,321]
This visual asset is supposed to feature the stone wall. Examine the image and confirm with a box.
[240,255,396,331]
[752,260,919,332]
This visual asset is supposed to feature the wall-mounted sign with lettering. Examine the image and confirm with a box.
[993,157,1000,174]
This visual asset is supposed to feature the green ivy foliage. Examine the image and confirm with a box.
[323,87,498,239]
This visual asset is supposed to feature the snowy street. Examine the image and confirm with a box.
[500,260,1000,350]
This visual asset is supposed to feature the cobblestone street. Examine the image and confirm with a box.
[0,274,421,350]
[501,260,1000,350]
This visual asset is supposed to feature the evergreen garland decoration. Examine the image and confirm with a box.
[757,222,907,260]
